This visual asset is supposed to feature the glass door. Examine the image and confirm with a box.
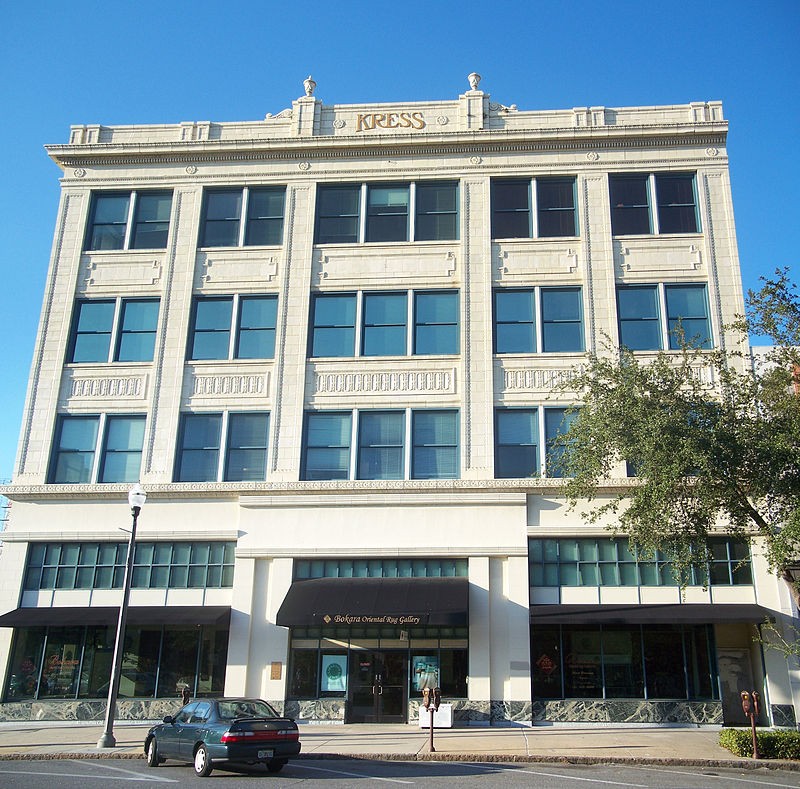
[347,651,407,723]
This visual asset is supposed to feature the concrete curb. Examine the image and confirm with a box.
[0,751,799,770]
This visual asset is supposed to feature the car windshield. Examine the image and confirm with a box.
[217,700,278,720]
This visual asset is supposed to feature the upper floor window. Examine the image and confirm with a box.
[617,283,712,350]
[494,287,584,353]
[302,409,459,481]
[315,182,459,244]
[188,295,277,360]
[68,298,160,363]
[310,290,458,358]
[609,173,700,235]
[175,412,269,482]
[528,536,751,587]
[491,178,577,239]
[295,557,469,579]
[85,191,173,251]
[495,406,577,479]
[201,187,285,247]
[49,414,146,484]
[24,541,235,590]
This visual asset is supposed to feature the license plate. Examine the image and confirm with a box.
[257,749,274,759]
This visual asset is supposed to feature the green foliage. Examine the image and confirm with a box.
[719,728,800,759]
[553,269,800,591]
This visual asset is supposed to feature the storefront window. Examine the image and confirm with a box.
[5,628,46,700]
[196,626,228,697]
[532,624,717,701]
[320,653,348,695]
[289,650,318,698]
[157,628,200,698]
[531,627,562,699]
[563,627,602,698]
[79,626,115,697]
[40,627,84,698]
[439,649,467,697]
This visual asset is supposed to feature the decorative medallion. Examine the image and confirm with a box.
[73,168,86,178]
[586,151,600,162]
[705,147,719,157]
[333,119,346,129]
[436,116,449,126]
[298,161,311,171]
[185,165,198,175]
[470,156,482,165]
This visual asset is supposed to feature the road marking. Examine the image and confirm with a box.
[70,759,179,782]
[293,761,415,784]
[0,767,174,782]
[624,765,800,787]
[463,762,649,787]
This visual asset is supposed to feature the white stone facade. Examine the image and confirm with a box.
[0,77,796,727]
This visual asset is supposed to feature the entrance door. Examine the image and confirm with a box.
[348,651,407,723]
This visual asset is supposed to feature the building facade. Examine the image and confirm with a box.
[0,75,798,727]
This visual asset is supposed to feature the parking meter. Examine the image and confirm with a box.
[422,687,431,710]
[433,687,442,712]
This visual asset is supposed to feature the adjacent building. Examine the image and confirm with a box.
[1,75,797,727]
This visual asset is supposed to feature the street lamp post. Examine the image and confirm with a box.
[97,484,146,749]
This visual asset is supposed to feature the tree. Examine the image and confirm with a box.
[554,269,800,605]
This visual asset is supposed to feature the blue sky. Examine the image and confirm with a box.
[0,0,797,483]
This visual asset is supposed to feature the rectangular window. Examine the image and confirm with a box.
[310,293,357,357]
[295,557,469,579]
[362,293,407,356]
[98,416,146,483]
[69,299,159,363]
[176,412,269,482]
[189,295,277,360]
[529,537,751,587]
[311,290,458,358]
[545,407,577,478]
[358,411,405,480]
[540,287,584,352]
[316,181,458,243]
[201,187,285,247]
[414,291,459,355]
[85,191,172,251]
[665,284,711,349]
[495,409,538,479]
[491,177,577,239]
[412,410,459,479]
[610,173,699,235]
[302,410,460,481]
[415,181,458,241]
[49,414,146,484]
[616,283,712,351]
[302,412,352,481]
[494,287,583,353]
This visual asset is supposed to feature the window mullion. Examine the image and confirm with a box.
[123,191,137,249]
[109,298,125,362]
[406,289,413,355]
[404,408,412,480]
[218,412,230,482]
[229,295,240,359]
[409,182,417,241]
[648,174,659,234]
[349,409,359,480]
[239,188,249,247]
[359,184,368,243]
[530,179,539,239]
[354,291,364,357]
[657,283,669,349]
[94,414,107,483]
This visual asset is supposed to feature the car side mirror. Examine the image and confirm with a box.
[163,715,175,724]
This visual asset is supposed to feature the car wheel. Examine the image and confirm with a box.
[266,759,287,773]
[193,744,213,777]
[145,737,160,768]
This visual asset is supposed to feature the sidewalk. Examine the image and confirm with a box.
[0,720,797,770]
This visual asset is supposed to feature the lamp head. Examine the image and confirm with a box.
[128,483,147,512]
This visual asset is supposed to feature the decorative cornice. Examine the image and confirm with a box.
[0,477,639,502]
[49,130,728,170]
